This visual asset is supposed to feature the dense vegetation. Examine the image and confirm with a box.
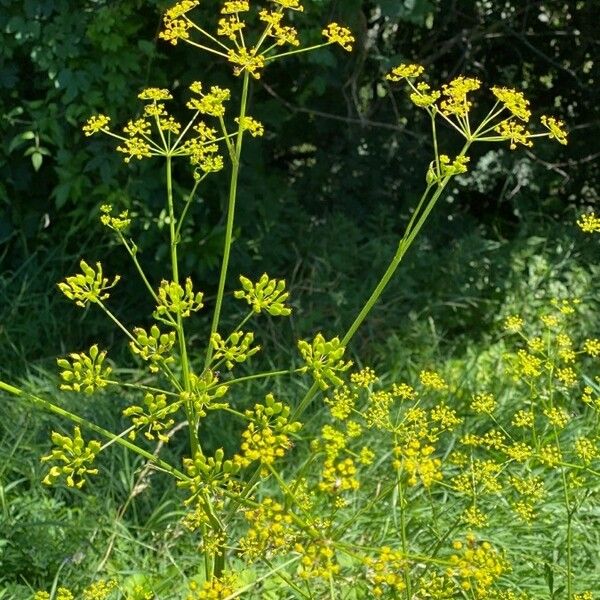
[0,1,598,598]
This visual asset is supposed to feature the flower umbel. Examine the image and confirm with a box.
[57,345,112,394]
[58,260,120,307]
[298,333,353,389]
[41,426,101,488]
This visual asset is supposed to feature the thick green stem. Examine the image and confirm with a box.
[204,71,251,371]
[0,380,187,481]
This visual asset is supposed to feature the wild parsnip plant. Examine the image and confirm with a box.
[1,1,592,599]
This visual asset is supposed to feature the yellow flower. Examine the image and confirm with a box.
[144,103,167,117]
[504,314,524,332]
[491,86,531,121]
[240,499,295,559]
[123,118,151,137]
[160,17,192,45]
[577,212,600,234]
[556,366,577,387]
[434,154,470,179]
[322,23,354,51]
[419,370,448,391]
[272,23,300,47]
[512,409,534,428]
[325,385,355,420]
[116,137,153,162]
[495,120,533,150]
[187,84,231,116]
[350,366,378,388]
[217,16,245,40]
[471,392,496,414]
[228,47,266,78]
[83,580,117,600]
[410,81,441,107]
[439,76,481,117]
[273,0,304,11]
[82,114,110,136]
[462,505,488,528]
[386,63,424,81]
[541,115,568,144]
[188,573,237,599]
[159,116,182,134]
[574,437,598,465]
[221,1,249,14]
[138,87,172,101]
[236,116,265,137]
[165,0,199,20]
[391,382,417,400]
[544,406,570,427]
[583,338,600,357]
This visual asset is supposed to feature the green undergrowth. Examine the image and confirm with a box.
[2,216,600,597]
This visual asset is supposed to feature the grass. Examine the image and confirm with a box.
[1,213,600,598]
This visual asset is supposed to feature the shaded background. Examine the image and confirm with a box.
[1,0,598,373]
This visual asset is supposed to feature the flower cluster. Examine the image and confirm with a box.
[234,273,292,316]
[154,278,204,319]
[179,448,239,503]
[210,331,260,369]
[130,325,176,373]
[123,392,180,442]
[366,546,407,597]
[449,535,509,597]
[83,82,228,173]
[577,212,600,233]
[99,204,131,231]
[158,0,353,81]
[187,573,237,600]
[41,426,102,488]
[233,394,301,474]
[57,345,112,394]
[58,260,120,308]
[298,333,353,389]
[181,370,229,417]
[240,498,296,559]
[386,63,568,153]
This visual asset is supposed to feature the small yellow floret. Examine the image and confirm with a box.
[495,120,533,150]
[221,1,249,14]
[504,315,524,332]
[236,116,264,137]
[386,63,424,81]
[273,0,304,10]
[228,47,266,79]
[322,23,354,51]
[82,114,110,136]
[491,86,531,121]
[541,115,568,145]
[138,87,172,101]
[583,338,600,357]
[577,212,600,234]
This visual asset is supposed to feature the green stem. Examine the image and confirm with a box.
[117,233,159,303]
[166,155,197,457]
[0,381,187,481]
[219,368,302,390]
[293,141,471,419]
[204,71,251,371]
[96,300,136,343]
[174,177,203,242]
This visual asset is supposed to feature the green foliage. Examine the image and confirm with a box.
[1,1,599,598]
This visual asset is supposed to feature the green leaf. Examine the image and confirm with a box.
[31,152,43,171]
